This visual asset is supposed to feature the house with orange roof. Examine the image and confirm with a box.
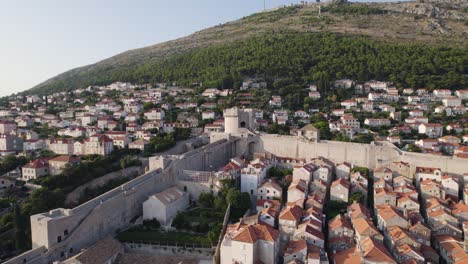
[84,134,114,156]
[450,202,468,225]
[330,178,350,203]
[21,158,49,181]
[373,166,393,182]
[359,236,396,264]
[282,239,308,263]
[420,179,446,200]
[397,195,420,212]
[393,243,425,264]
[374,188,397,207]
[48,155,80,176]
[392,175,412,188]
[409,222,431,247]
[310,157,334,184]
[424,197,447,213]
[347,201,368,220]
[220,221,280,264]
[352,217,383,243]
[240,158,272,197]
[279,205,303,242]
[434,235,468,264]
[391,161,411,178]
[441,175,460,199]
[304,193,324,212]
[293,163,316,183]
[415,166,442,184]
[331,245,361,264]
[292,221,325,248]
[328,214,355,253]
[428,209,462,238]
[335,162,352,180]
[258,205,279,228]
[420,245,440,264]
[256,199,280,215]
[376,204,409,231]
[374,178,391,189]
[384,225,421,252]
[287,179,308,203]
[302,205,322,223]
[257,179,282,201]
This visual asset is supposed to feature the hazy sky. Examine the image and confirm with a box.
[0,0,396,97]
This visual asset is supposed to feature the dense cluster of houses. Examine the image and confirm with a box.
[1,79,467,263]
[215,151,468,263]
[203,79,467,158]
[331,162,468,264]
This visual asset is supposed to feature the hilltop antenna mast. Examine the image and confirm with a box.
[263,0,266,11]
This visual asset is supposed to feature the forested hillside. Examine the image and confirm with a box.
[21,1,468,96]
[24,32,467,95]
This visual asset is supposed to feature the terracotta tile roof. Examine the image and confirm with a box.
[289,179,307,193]
[376,204,407,222]
[360,237,396,263]
[332,178,350,189]
[279,205,303,222]
[283,239,307,256]
[256,199,280,209]
[347,202,368,219]
[75,237,123,264]
[331,246,361,264]
[415,167,441,174]
[374,166,393,173]
[286,198,305,209]
[259,179,282,192]
[298,218,322,232]
[23,158,49,169]
[49,155,80,163]
[435,235,468,263]
[328,214,353,231]
[450,202,468,215]
[230,223,279,244]
[352,218,379,237]
[428,208,449,218]
[386,226,413,244]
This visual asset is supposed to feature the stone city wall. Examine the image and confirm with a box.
[5,139,238,264]
[255,135,467,175]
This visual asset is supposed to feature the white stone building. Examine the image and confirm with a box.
[142,186,189,226]
[220,221,280,264]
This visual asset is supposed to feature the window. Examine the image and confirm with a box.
[64,230,68,236]
[57,236,62,243]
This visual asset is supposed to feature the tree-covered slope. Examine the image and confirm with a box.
[23,1,468,95]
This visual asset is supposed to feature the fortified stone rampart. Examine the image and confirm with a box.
[254,134,467,175]
[5,139,239,264]
[6,135,466,264]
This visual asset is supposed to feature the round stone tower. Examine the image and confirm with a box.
[224,107,240,134]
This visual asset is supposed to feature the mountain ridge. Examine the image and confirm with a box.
[22,1,468,96]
